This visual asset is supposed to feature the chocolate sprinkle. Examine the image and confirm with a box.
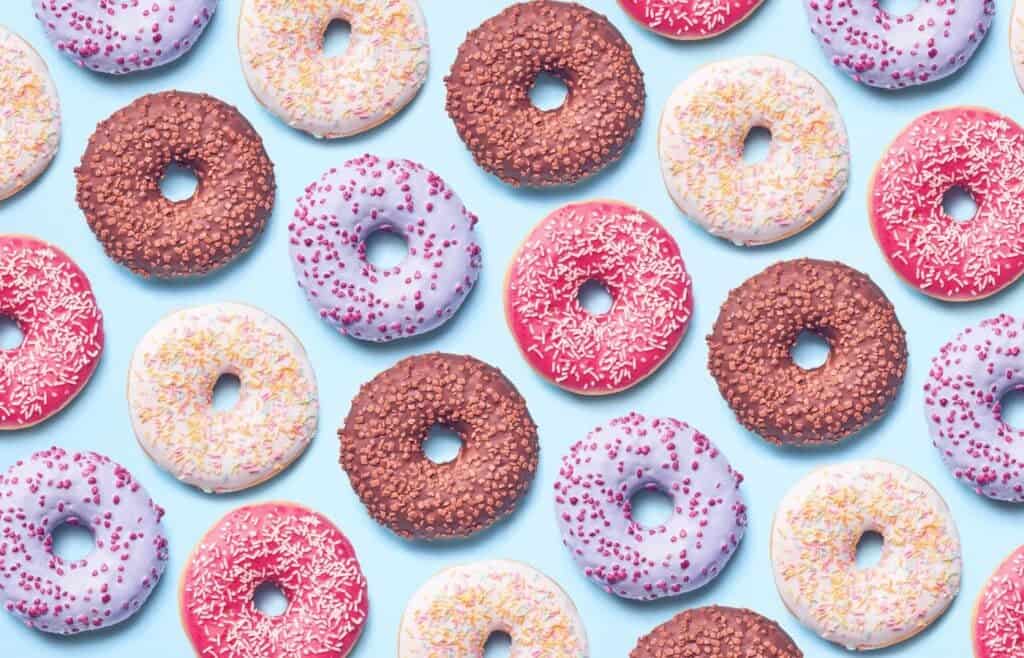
[444,0,645,187]
[707,259,907,446]
[339,353,539,540]
[630,606,803,658]
[75,91,275,278]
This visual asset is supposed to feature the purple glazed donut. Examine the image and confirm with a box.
[33,0,218,74]
[925,314,1024,502]
[553,413,747,601]
[0,447,168,634]
[288,154,482,343]
[802,0,994,89]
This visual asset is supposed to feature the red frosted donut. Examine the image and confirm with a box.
[0,235,103,429]
[618,0,764,40]
[974,545,1024,658]
[504,200,692,395]
[870,107,1024,302]
[180,502,369,658]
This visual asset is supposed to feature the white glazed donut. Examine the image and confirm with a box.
[658,55,849,246]
[0,27,59,202]
[238,0,429,138]
[127,302,318,493]
[1013,0,1024,91]
[399,560,588,657]
[771,460,962,650]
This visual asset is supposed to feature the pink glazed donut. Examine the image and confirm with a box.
[0,447,168,634]
[925,314,1024,502]
[288,154,481,343]
[553,413,747,601]
[803,0,995,89]
[33,0,218,74]
[618,0,765,40]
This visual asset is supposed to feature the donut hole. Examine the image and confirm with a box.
[742,126,772,165]
[942,185,977,223]
[879,0,921,17]
[322,18,352,58]
[211,373,241,411]
[159,162,198,202]
[790,330,830,370]
[422,424,463,464]
[49,518,95,562]
[253,582,288,617]
[855,530,884,569]
[628,486,674,528]
[997,387,1024,430]
[363,227,408,270]
[578,279,613,315]
[529,72,569,111]
[0,316,24,350]
[483,631,512,657]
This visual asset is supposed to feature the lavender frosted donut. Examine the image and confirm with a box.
[553,413,747,601]
[288,154,481,342]
[803,0,995,89]
[925,314,1024,501]
[33,0,218,74]
[0,447,168,634]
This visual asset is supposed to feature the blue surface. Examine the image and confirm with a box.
[0,1,1021,656]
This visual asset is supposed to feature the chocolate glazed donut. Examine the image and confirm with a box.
[75,91,275,278]
[631,606,803,658]
[339,353,538,540]
[707,259,907,446]
[445,0,645,187]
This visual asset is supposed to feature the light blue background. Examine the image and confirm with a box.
[0,0,1020,655]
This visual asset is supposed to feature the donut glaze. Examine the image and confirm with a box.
[128,303,318,494]
[870,107,1024,301]
[34,0,218,74]
[802,0,995,89]
[554,413,746,601]
[0,447,168,634]
[631,606,803,658]
[288,154,481,343]
[446,1,645,187]
[771,460,962,650]
[618,0,765,40]
[505,201,692,395]
[1013,0,1024,90]
[659,55,849,246]
[180,502,368,658]
[924,314,1024,501]
[707,259,907,446]
[399,560,587,657]
[974,545,1024,658]
[339,353,538,540]
[239,0,428,138]
[0,27,59,202]
[0,236,103,430]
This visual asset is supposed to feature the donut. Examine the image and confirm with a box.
[771,460,962,650]
[505,200,692,395]
[0,447,168,634]
[398,560,587,657]
[0,236,103,430]
[707,259,907,446]
[974,545,1024,658]
[34,0,217,74]
[239,0,428,138]
[127,303,318,494]
[0,27,59,202]
[802,0,995,89]
[339,353,538,540]
[180,502,368,658]
[658,55,850,246]
[618,0,765,40]
[445,1,645,187]
[924,314,1024,501]
[1013,0,1024,90]
[630,606,802,658]
[870,107,1024,301]
[554,413,747,601]
[288,154,481,343]
[76,91,275,279]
